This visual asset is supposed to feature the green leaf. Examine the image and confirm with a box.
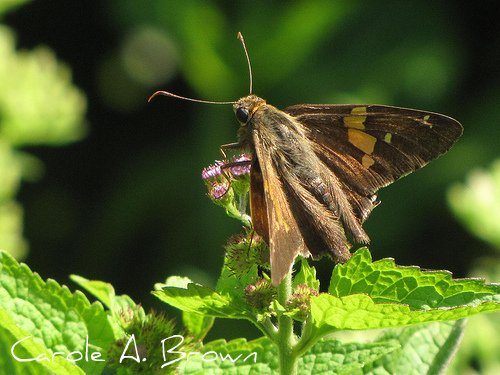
[179,337,278,374]
[70,274,115,308]
[293,258,320,291]
[0,326,38,375]
[448,159,500,249]
[299,339,400,375]
[156,275,194,290]
[0,251,115,374]
[155,276,215,340]
[449,313,500,375]
[0,26,87,146]
[0,311,83,375]
[177,336,399,374]
[0,141,23,202]
[182,312,215,342]
[310,292,498,335]
[153,283,252,320]
[329,248,500,309]
[71,274,146,335]
[0,201,27,259]
[215,255,259,303]
[363,320,466,375]
[153,257,258,325]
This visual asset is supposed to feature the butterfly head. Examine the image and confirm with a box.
[233,95,266,125]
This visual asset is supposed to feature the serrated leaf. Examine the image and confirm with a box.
[154,261,258,323]
[155,276,216,340]
[0,326,41,375]
[177,336,399,374]
[153,283,252,320]
[179,337,278,374]
[71,274,146,335]
[70,274,115,308]
[0,251,115,374]
[299,339,400,375]
[0,310,83,374]
[329,248,500,309]
[215,256,259,304]
[363,320,465,375]
[293,258,320,291]
[182,312,215,342]
[310,292,499,335]
[156,275,194,290]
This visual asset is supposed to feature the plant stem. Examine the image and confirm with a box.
[237,191,248,215]
[254,317,278,341]
[293,317,318,358]
[277,271,298,375]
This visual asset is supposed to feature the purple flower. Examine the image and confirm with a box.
[210,182,230,199]
[201,160,224,180]
[230,154,252,176]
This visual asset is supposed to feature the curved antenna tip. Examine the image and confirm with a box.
[148,91,161,103]
[236,32,253,94]
[146,90,235,105]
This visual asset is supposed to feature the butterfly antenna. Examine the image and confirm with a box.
[237,32,253,94]
[148,91,235,105]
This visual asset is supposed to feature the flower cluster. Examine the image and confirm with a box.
[107,311,189,373]
[225,232,270,275]
[244,278,276,311]
[201,160,224,180]
[202,160,229,199]
[201,154,252,226]
[287,284,319,320]
[229,154,252,176]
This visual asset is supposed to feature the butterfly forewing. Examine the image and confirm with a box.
[285,104,463,222]
[251,128,309,285]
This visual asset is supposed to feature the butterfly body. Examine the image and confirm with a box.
[233,95,463,285]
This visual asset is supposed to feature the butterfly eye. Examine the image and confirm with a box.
[235,107,249,123]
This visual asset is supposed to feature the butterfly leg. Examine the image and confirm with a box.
[220,142,243,158]
[218,159,252,196]
[220,159,252,171]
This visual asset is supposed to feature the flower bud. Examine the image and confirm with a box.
[201,160,224,180]
[209,181,230,200]
[225,232,270,275]
[287,284,319,320]
[245,278,276,310]
[230,154,252,176]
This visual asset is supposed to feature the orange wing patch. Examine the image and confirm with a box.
[348,128,376,154]
[343,106,367,130]
[361,154,375,168]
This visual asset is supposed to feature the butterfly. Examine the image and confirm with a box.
[150,33,463,286]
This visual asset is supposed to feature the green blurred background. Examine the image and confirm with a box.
[1,1,499,373]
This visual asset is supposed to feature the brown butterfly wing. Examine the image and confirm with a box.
[249,158,269,244]
[285,104,463,222]
[250,128,309,286]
